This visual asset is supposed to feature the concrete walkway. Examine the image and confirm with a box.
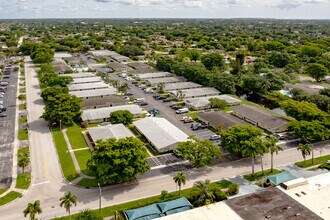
[62,128,95,180]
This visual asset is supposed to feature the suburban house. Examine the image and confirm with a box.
[68,82,109,91]
[198,111,248,130]
[169,87,220,99]
[87,124,134,144]
[185,95,241,110]
[82,96,128,109]
[135,72,172,80]
[145,76,185,86]
[162,82,202,91]
[70,88,118,99]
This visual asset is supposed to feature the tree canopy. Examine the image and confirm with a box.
[109,110,134,125]
[281,100,328,121]
[288,120,329,143]
[87,137,150,184]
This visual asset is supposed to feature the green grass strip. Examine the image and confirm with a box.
[52,128,79,181]
[0,191,22,206]
[0,187,9,196]
[243,169,281,181]
[18,128,28,140]
[15,172,31,189]
[295,154,330,168]
[66,123,88,149]
[74,150,95,177]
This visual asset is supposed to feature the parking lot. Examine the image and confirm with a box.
[0,64,18,185]
[147,153,185,168]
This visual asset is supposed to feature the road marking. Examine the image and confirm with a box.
[32,180,49,186]
[44,159,50,180]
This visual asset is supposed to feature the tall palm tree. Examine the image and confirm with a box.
[112,210,124,220]
[266,137,283,172]
[60,191,77,219]
[176,90,185,100]
[18,153,30,173]
[191,179,215,206]
[23,200,42,220]
[173,172,187,196]
[297,143,312,161]
[111,80,119,88]
[258,140,269,175]
[241,138,264,177]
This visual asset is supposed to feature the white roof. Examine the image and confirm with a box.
[136,72,172,79]
[89,50,113,57]
[54,52,72,58]
[169,87,220,98]
[185,95,241,108]
[68,82,109,91]
[159,201,242,220]
[61,72,96,78]
[87,124,134,142]
[146,77,184,85]
[163,82,202,91]
[280,172,330,219]
[72,77,102,84]
[133,117,188,151]
[81,104,143,121]
[70,88,117,98]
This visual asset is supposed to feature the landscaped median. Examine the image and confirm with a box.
[54,179,239,220]
[243,169,282,182]
[66,123,88,150]
[52,128,79,182]
[295,154,330,170]
[0,191,22,206]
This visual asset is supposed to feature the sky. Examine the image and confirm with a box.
[0,0,329,19]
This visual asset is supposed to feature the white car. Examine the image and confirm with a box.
[180,116,192,121]
[210,134,221,140]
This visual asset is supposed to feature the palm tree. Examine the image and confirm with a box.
[118,83,129,94]
[191,179,215,206]
[60,191,77,219]
[157,82,165,93]
[18,153,30,173]
[176,90,185,100]
[266,137,283,172]
[258,141,269,175]
[297,143,312,161]
[112,210,124,220]
[173,172,187,196]
[241,138,264,177]
[111,80,119,88]
[23,200,42,220]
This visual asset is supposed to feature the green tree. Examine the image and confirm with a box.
[208,98,228,110]
[42,94,82,126]
[87,137,150,184]
[319,88,330,97]
[47,76,73,87]
[173,172,187,196]
[156,57,177,72]
[18,153,30,173]
[288,120,329,143]
[60,191,77,219]
[265,137,283,172]
[41,86,69,102]
[109,110,134,125]
[175,135,222,168]
[201,53,225,70]
[118,83,129,94]
[23,200,42,220]
[190,179,215,206]
[220,125,263,157]
[281,100,327,121]
[306,63,328,82]
[210,74,236,94]
[267,52,293,68]
[30,45,54,63]
[297,143,312,161]
[73,209,102,220]
[157,82,165,93]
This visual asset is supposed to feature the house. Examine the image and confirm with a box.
[232,105,289,133]
[169,87,220,99]
[61,72,96,78]
[81,104,143,123]
[71,77,102,84]
[82,96,127,109]
[145,76,185,86]
[185,95,241,110]
[108,62,129,72]
[133,117,189,152]
[127,62,153,70]
[198,111,248,130]
[135,72,172,80]
[162,82,202,91]
[87,124,134,144]
[68,82,109,91]
[70,88,118,99]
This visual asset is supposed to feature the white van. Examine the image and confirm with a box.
[134,98,145,103]
[176,108,189,114]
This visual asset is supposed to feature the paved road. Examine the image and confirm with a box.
[0,58,329,220]
[0,64,18,186]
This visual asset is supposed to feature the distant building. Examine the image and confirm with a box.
[198,111,248,130]
[169,87,220,99]
[68,82,109,91]
[87,124,134,144]
[185,95,241,110]
[69,88,118,99]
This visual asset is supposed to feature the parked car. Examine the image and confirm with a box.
[153,95,160,99]
[210,134,221,140]
[0,82,8,86]
[0,94,4,98]
[138,102,148,106]
[155,96,166,100]
[172,105,182,110]
[171,104,180,109]
[125,91,134,96]
[134,98,145,103]
[176,108,189,114]
[131,81,138,85]
[191,123,207,130]
[0,113,7,117]
[181,116,192,121]
[184,118,194,123]
[163,98,171,102]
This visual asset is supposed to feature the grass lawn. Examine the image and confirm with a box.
[52,128,79,181]
[66,123,88,149]
[74,150,95,176]
[15,172,31,189]
[185,112,198,120]
[19,88,26,93]
[0,191,22,206]
[295,154,330,168]
[18,128,28,140]
[19,115,27,124]
[243,169,282,181]
[19,103,26,110]
[57,180,236,220]
[76,178,100,188]
[18,146,29,155]
[0,187,9,196]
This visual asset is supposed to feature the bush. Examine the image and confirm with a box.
[18,94,26,101]
[73,209,103,220]
[227,183,239,196]
[212,187,227,201]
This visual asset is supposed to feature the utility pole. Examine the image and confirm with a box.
[98,183,102,217]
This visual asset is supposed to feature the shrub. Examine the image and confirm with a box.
[212,187,227,201]
[227,183,239,196]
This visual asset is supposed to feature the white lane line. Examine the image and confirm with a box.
[32,180,49,186]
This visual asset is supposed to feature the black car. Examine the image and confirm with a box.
[163,98,171,102]
[131,81,138,85]
[138,102,148,106]
[0,113,7,117]
[0,107,6,111]
[153,95,160,99]
[156,96,166,100]
[125,91,134,96]
[191,123,207,130]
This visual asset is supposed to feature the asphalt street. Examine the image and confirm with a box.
[0,65,18,186]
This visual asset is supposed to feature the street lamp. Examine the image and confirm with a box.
[98,183,102,217]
